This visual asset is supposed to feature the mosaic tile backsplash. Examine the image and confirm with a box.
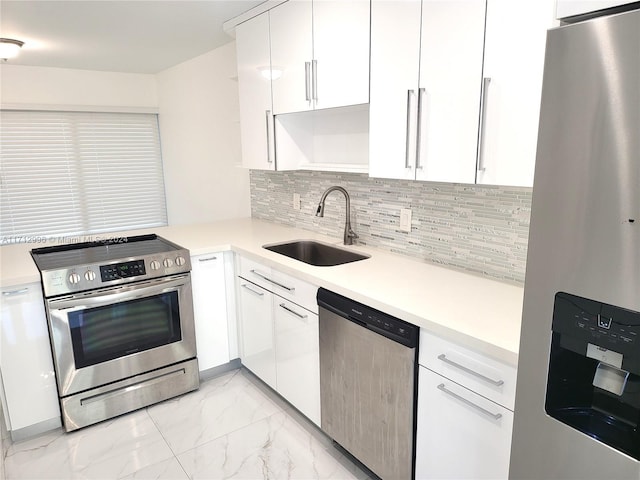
[250,170,532,284]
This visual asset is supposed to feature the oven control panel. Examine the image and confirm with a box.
[31,235,193,297]
[100,260,146,282]
[38,252,191,297]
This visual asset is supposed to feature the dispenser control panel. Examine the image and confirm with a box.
[553,292,639,357]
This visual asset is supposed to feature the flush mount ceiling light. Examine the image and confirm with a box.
[0,38,25,60]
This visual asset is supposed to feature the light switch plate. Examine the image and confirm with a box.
[400,208,412,232]
[293,193,301,211]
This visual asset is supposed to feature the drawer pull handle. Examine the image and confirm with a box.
[198,256,217,262]
[250,270,295,292]
[241,284,264,297]
[2,288,29,296]
[279,303,308,320]
[437,383,502,420]
[437,354,504,386]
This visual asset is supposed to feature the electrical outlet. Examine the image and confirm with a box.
[400,208,412,232]
[293,193,301,211]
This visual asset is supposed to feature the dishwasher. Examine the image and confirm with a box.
[317,288,418,480]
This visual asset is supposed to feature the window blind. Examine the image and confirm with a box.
[0,110,168,244]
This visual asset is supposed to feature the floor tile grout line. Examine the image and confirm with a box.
[141,407,191,480]
[128,369,285,478]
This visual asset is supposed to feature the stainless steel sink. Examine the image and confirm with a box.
[263,240,370,266]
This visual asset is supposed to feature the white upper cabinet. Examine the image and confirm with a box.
[236,12,276,170]
[311,0,370,110]
[368,0,421,180]
[477,0,557,187]
[418,0,486,183]
[270,0,370,115]
[270,0,313,115]
[369,0,485,183]
[370,0,556,187]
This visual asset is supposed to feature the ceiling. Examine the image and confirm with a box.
[0,0,265,74]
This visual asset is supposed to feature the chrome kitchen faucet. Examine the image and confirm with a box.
[315,186,358,245]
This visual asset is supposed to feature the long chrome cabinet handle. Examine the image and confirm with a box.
[198,256,217,262]
[312,59,318,101]
[265,110,273,164]
[437,353,504,386]
[241,283,264,296]
[305,62,311,102]
[405,89,416,169]
[476,77,491,173]
[2,288,29,296]
[279,303,308,319]
[437,383,503,420]
[250,269,295,291]
[415,87,426,171]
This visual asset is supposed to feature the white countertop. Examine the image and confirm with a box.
[0,217,524,366]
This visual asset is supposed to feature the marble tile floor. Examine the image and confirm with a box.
[4,368,370,480]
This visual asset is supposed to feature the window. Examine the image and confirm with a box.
[0,110,167,244]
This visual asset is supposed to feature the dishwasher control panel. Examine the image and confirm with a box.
[317,288,418,348]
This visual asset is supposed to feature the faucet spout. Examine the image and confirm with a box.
[315,186,358,245]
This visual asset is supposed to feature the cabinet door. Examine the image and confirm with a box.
[369,0,422,180]
[236,12,276,170]
[274,299,320,426]
[312,0,370,110]
[477,0,556,187]
[237,280,277,389]
[415,366,513,480]
[270,0,313,115]
[416,0,485,183]
[0,284,60,431]
[191,253,230,371]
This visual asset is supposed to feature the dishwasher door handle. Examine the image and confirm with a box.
[437,354,505,386]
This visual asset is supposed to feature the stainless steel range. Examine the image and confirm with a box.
[31,234,199,432]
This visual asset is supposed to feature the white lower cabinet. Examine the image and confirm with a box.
[237,281,277,390]
[416,366,514,479]
[236,256,320,426]
[0,283,60,436]
[191,252,231,372]
[416,330,516,479]
[274,299,320,425]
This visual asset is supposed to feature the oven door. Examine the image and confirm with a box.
[46,273,196,397]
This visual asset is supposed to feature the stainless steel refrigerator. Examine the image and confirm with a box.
[510,7,640,480]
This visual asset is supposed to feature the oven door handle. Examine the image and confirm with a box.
[47,274,190,311]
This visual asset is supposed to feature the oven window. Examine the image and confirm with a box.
[68,291,181,368]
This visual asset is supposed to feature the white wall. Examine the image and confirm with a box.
[156,42,251,224]
[0,64,157,109]
[0,49,251,226]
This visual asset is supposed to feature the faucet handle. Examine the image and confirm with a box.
[345,228,359,245]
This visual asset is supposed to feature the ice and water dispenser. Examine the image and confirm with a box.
[545,292,639,460]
